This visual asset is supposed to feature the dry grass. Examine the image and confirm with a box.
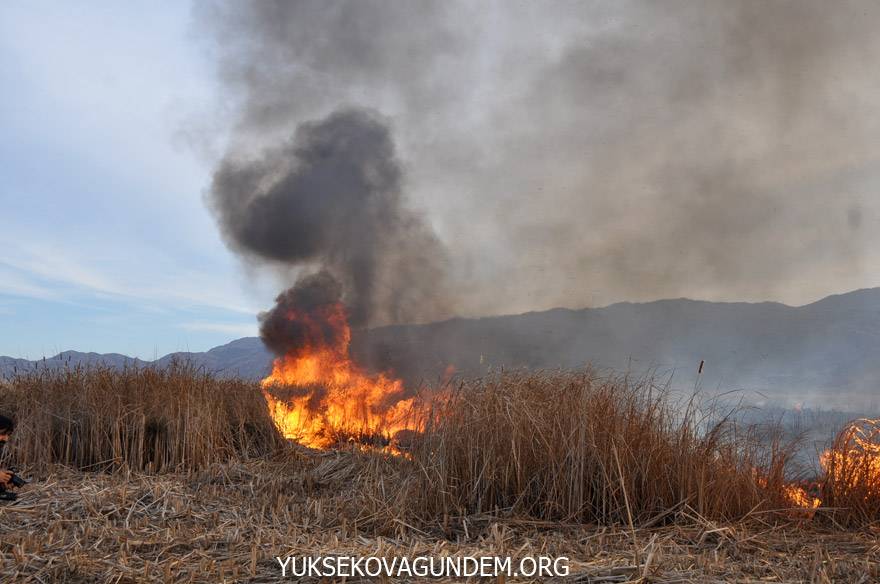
[0,363,284,472]
[1,454,878,583]
[1,365,878,582]
[405,370,794,525]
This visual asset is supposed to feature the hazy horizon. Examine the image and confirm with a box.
[2,284,878,360]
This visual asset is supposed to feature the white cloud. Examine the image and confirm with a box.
[0,228,263,315]
[0,265,59,301]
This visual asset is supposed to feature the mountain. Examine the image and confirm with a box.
[0,351,142,376]
[0,338,274,381]
[153,337,273,379]
[4,288,880,407]
[353,288,880,408]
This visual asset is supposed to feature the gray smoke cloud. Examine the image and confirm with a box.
[198,0,880,317]
[209,107,450,336]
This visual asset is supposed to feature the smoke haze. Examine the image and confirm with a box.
[199,0,880,318]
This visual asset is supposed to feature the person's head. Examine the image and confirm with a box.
[0,415,14,443]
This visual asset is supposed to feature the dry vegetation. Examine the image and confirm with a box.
[405,371,794,525]
[0,365,878,582]
[0,363,283,472]
[820,418,880,526]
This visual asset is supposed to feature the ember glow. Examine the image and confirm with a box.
[260,302,426,449]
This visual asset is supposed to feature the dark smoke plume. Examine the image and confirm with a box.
[209,108,451,342]
[257,270,343,357]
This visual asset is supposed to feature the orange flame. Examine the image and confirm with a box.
[261,302,426,449]
[820,418,880,496]
[755,473,821,512]
[782,484,821,511]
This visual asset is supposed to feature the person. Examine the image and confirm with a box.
[0,415,16,491]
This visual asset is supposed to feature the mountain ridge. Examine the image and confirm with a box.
[4,288,880,407]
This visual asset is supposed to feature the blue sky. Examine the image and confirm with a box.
[0,2,267,358]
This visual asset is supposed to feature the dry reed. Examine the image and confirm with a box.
[1,365,879,581]
[403,370,793,525]
[2,363,874,531]
[2,457,878,583]
[0,362,284,472]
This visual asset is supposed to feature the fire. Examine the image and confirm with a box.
[782,484,820,511]
[820,418,880,497]
[767,419,880,513]
[748,417,880,516]
[755,473,821,512]
[260,301,426,449]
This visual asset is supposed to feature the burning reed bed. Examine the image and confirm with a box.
[0,364,804,525]
[1,365,879,581]
[0,363,284,472]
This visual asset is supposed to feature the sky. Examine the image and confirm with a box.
[0,2,265,358]
[2,1,880,359]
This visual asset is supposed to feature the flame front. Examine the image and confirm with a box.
[261,302,424,449]
[779,417,880,513]
[820,418,880,497]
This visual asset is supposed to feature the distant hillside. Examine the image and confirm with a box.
[4,288,880,407]
[0,338,274,381]
[356,288,880,407]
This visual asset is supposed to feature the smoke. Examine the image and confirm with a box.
[198,0,880,316]
[209,107,452,343]
[257,270,343,357]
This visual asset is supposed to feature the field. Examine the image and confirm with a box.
[1,365,878,583]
